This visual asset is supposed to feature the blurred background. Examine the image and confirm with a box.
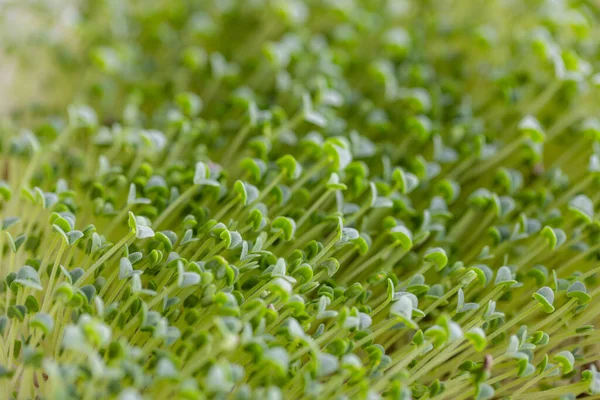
[0,0,599,123]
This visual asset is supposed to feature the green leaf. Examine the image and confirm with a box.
[194,161,220,187]
[465,328,487,352]
[553,351,575,374]
[495,266,517,287]
[386,278,395,302]
[263,347,289,374]
[390,296,417,329]
[518,115,545,142]
[233,180,248,205]
[1,217,19,230]
[567,281,591,304]
[271,216,296,241]
[390,226,413,249]
[533,286,555,313]
[292,263,313,284]
[240,158,266,183]
[324,139,352,170]
[67,231,84,245]
[25,295,39,313]
[302,93,327,127]
[176,92,203,117]
[119,257,134,280]
[456,288,479,314]
[343,282,363,299]
[8,305,26,321]
[318,258,340,278]
[80,285,97,304]
[276,154,302,180]
[52,215,73,233]
[5,232,26,253]
[316,352,339,378]
[13,265,42,291]
[68,104,98,128]
[30,313,54,335]
[129,212,155,239]
[424,247,448,271]
[326,173,347,191]
[540,226,566,250]
[0,181,12,201]
[569,194,594,223]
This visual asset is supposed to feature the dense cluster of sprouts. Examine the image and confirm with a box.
[2,0,600,399]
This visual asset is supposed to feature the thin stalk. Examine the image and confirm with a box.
[78,232,135,285]
[153,185,200,229]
